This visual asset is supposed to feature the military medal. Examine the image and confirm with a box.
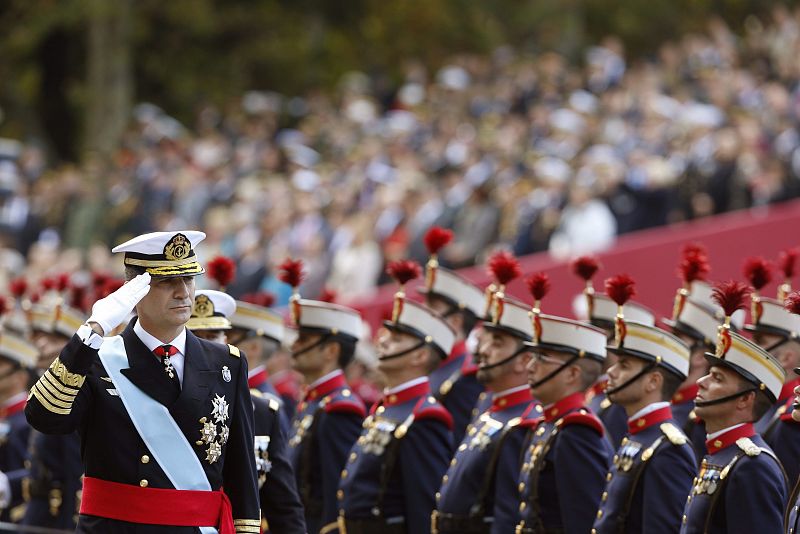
[164,357,175,379]
[222,366,231,382]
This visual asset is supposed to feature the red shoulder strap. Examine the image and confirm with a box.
[560,411,605,436]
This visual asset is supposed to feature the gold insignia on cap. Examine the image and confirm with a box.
[164,233,191,261]
[193,294,214,318]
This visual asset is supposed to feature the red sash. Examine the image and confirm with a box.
[80,476,234,533]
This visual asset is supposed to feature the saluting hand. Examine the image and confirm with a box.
[88,273,151,336]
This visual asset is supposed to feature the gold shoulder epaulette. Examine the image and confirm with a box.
[268,398,280,412]
[250,388,264,399]
[660,422,687,446]
[228,344,240,358]
[599,398,612,410]
[507,417,522,427]
[736,437,761,457]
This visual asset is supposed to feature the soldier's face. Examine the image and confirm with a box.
[137,276,195,329]
[192,329,227,344]
[695,365,741,422]
[376,328,423,375]
[606,354,649,406]
[290,331,327,376]
[526,349,572,404]
[476,330,526,385]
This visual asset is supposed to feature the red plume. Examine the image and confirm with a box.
[711,280,751,317]
[241,292,276,307]
[0,296,7,316]
[678,252,710,284]
[785,291,800,315]
[743,257,772,291]
[9,278,27,299]
[386,260,421,285]
[779,249,798,279]
[571,256,600,282]
[526,272,551,302]
[278,258,305,289]
[487,251,521,286]
[605,274,636,306]
[319,288,337,303]
[56,273,71,292]
[41,277,56,292]
[423,226,453,256]
[207,256,237,288]
[682,242,707,258]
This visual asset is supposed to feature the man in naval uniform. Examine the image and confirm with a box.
[419,226,485,448]
[432,283,540,534]
[742,295,800,484]
[516,308,613,533]
[0,324,38,523]
[23,302,84,530]
[593,315,696,533]
[187,289,306,533]
[281,262,366,534]
[680,301,787,533]
[338,266,455,534]
[25,231,261,534]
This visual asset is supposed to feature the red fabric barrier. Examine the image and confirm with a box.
[351,200,800,333]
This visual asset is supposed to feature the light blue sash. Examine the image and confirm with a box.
[99,336,218,534]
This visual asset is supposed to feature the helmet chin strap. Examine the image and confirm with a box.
[291,334,332,359]
[605,360,659,397]
[694,387,757,408]
[479,345,530,371]
[378,340,427,362]
[529,354,580,390]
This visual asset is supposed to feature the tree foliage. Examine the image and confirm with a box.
[0,0,785,161]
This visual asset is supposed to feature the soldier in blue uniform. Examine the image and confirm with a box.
[433,280,541,534]
[664,287,726,462]
[0,324,37,524]
[187,289,306,533]
[680,298,787,534]
[24,231,261,533]
[593,302,696,533]
[280,262,366,534]
[743,296,800,436]
[23,302,85,530]
[516,306,614,533]
[228,297,295,425]
[338,265,455,534]
[419,226,486,448]
[580,290,656,449]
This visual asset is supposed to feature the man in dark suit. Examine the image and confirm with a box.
[25,231,260,533]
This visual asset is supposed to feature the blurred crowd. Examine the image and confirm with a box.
[3,8,800,305]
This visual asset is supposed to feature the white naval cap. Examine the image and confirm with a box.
[112,231,206,277]
[609,321,690,379]
[0,331,37,369]
[745,297,800,340]
[384,298,455,357]
[525,314,607,362]
[293,299,363,341]
[706,330,785,402]
[231,300,285,343]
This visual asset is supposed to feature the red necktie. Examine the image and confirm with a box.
[153,345,179,358]
[153,345,179,385]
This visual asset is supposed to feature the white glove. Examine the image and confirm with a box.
[0,470,9,509]
[88,273,151,335]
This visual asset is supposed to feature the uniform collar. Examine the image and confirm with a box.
[628,403,672,435]
[779,377,800,402]
[304,369,346,401]
[671,383,698,405]
[248,365,268,389]
[590,377,608,396]
[490,385,533,412]
[382,377,430,407]
[134,320,186,356]
[705,423,755,454]
[0,392,27,418]
[543,391,586,422]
